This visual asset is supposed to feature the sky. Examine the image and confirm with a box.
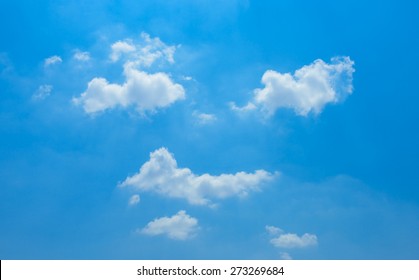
[1,0,419,260]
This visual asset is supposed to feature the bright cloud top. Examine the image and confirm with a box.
[119,147,277,206]
[235,56,355,116]
[73,64,185,114]
[140,210,198,240]
[110,32,176,67]
[267,226,318,249]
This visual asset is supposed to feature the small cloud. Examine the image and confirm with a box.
[32,84,53,100]
[128,194,140,206]
[267,226,318,249]
[140,210,199,240]
[193,111,217,125]
[271,233,318,249]
[279,252,292,260]
[233,56,355,117]
[73,64,185,114]
[229,102,257,113]
[119,147,277,206]
[109,32,177,67]
[73,50,91,62]
[181,75,193,81]
[265,225,284,236]
[44,55,62,66]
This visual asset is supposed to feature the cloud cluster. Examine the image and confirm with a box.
[233,56,355,116]
[73,33,184,115]
[266,226,318,248]
[119,147,277,206]
[110,32,176,67]
[140,210,198,240]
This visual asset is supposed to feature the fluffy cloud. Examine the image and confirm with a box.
[44,55,62,66]
[110,32,176,67]
[233,56,354,116]
[128,194,140,206]
[267,226,318,248]
[32,84,53,100]
[140,210,198,240]
[119,147,277,206]
[73,64,185,114]
[74,33,184,114]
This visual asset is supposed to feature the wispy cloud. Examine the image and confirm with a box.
[73,50,91,62]
[193,111,217,125]
[140,210,198,240]
[44,55,62,67]
[32,84,53,100]
[128,194,140,206]
[119,147,277,206]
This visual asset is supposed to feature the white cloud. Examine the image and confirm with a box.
[265,225,284,236]
[193,111,217,125]
[32,84,53,100]
[73,64,185,114]
[110,32,177,67]
[110,40,136,62]
[229,102,257,113]
[44,55,62,66]
[234,56,354,116]
[279,252,292,260]
[267,225,318,249]
[73,50,91,61]
[128,194,140,206]
[140,210,198,240]
[119,147,277,206]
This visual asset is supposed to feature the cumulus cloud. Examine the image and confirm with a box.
[128,194,140,206]
[119,147,277,206]
[73,64,185,114]
[140,210,198,240]
[110,32,176,67]
[267,226,318,249]
[32,84,53,100]
[44,55,62,66]
[74,33,184,115]
[233,56,355,116]
[73,50,91,61]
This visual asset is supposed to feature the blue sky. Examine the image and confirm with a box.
[1,0,419,259]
